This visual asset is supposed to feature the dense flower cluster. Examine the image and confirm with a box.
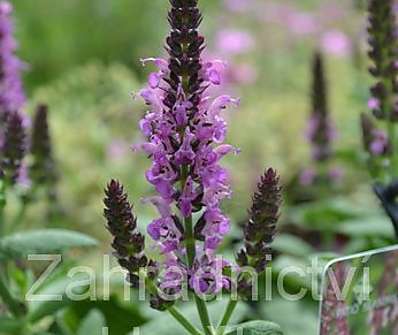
[30,104,58,187]
[0,1,25,121]
[361,0,398,173]
[367,0,398,121]
[298,52,343,188]
[104,180,147,288]
[105,1,281,321]
[237,169,281,276]
[306,52,336,162]
[1,110,26,183]
[136,0,240,296]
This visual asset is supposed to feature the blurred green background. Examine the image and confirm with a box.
[13,0,373,239]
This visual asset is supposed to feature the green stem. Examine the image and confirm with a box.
[0,273,25,317]
[168,306,203,335]
[184,214,214,335]
[181,168,214,335]
[194,295,214,335]
[216,299,238,335]
[146,276,202,335]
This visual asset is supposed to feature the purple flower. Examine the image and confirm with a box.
[287,12,318,36]
[223,0,251,13]
[306,52,336,162]
[189,254,231,295]
[104,0,281,317]
[132,0,243,302]
[370,130,389,156]
[361,112,391,157]
[215,29,254,55]
[368,97,380,111]
[321,30,352,57]
[299,168,316,186]
[0,1,26,116]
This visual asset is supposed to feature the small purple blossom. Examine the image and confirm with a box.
[215,29,254,55]
[287,11,318,36]
[0,1,26,116]
[368,97,380,111]
[321,30,352,58]
[370,130,389,156]
[223,0,251,13]
[299,168,316,186]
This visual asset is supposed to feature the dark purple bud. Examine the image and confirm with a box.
[1,111,26,183]
[367,0,398,120]
[150,293,174,311]
[307,52,335,162]
[238,168,281,277]
[165,0,205,112]
[30,104,58,186]
[104,180,148,285]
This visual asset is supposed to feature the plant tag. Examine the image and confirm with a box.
[318,245,398,334]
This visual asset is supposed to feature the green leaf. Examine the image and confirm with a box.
[66,295,147,334]
[0,229,97,259]
[272,234,313,257]
[225,321,283,335]
[77,309,106,335]
[28,275,91,323]
[263,298,318,335]
[336,216,395,238]
[0,316,22,333]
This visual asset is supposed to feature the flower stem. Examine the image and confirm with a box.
[0,273,25,317]
[168,306,204,335]
[184,215,214,335]
[181,165,214,335]
[146,276,203,335]
[194,295,215,335]
[216,298,238,335]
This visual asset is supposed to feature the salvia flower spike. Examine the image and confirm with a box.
[104,180,147,288]
[367,0,398,122]
[0,1,26,119]
[105,0,280,332]
[306,52,335,162]
[1,111,26,184]
[238,168,281,275]
[139,0,238,291]
[30,104,58,187]
[362,0,398,237]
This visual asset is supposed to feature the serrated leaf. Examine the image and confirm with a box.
[77,309,106,335]
[225,321,283,335]
[0,229,97,259]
